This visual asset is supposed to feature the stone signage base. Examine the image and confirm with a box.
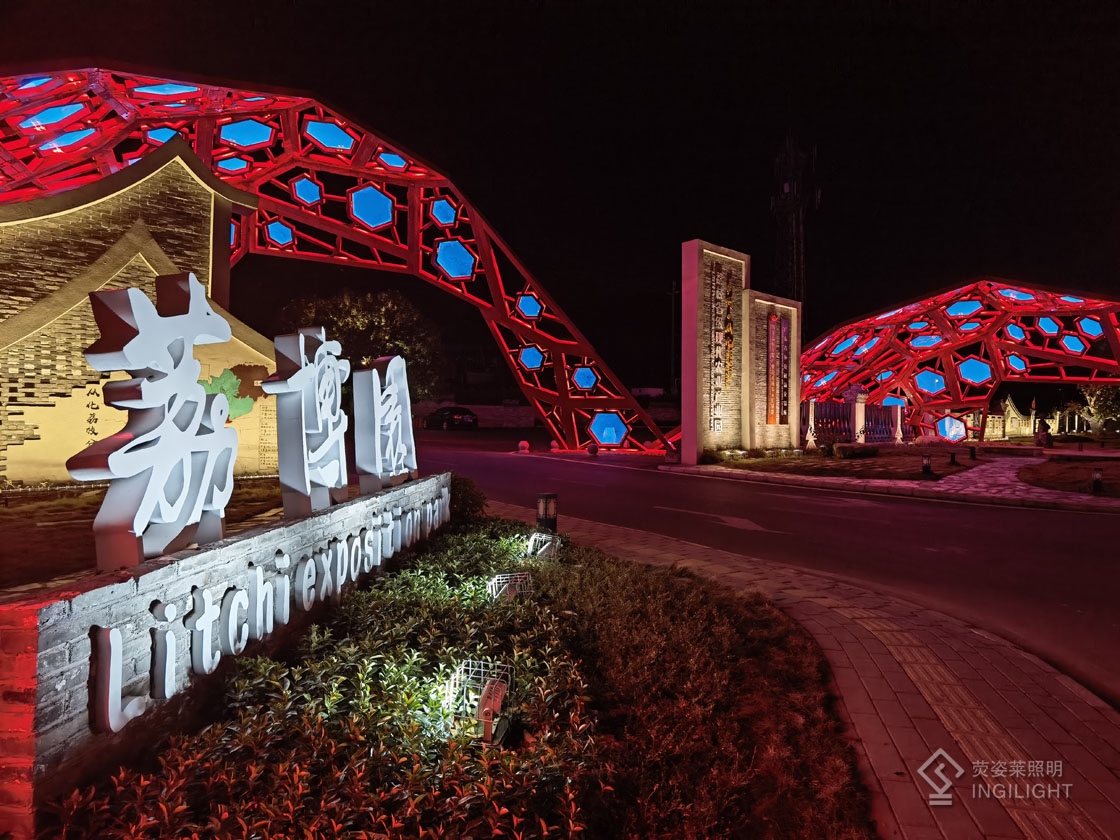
[0,473,450,839]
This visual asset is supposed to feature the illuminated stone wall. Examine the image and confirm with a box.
[744,291,802,450]
[681,241,749,462]
[0,473,451,837]
[0,151,274,483]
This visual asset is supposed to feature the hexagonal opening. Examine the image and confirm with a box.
[572,366,598,390]
[515,293,543,319]
[814,371,838,387]
[1077,317,1104,338]
[588,411,629,446]
[348,185,394,230]
[146,127,179,145]
[883,396,906,407]
[265,220,295,247]
[1061,334,1087,355]
[1005,323,1026,342]
[914,370,946,395]
[1037,317,1060,336]
[435,239,477,280]
[998,287,1035,301]
[1007,354,1027,372]
[945,300,983,317]
[518,346,544,371]
[830,334,859,355]
[39,128,95,151]
[219,119,275,150]
[19,103,85,130]
[378,151,408,170]
[134,82,200,97]
[291,175,323,206]
[305,119,357,152]
[936,416,967,442]
[957,358,992,385]
[854,336,880,356]
[216,156,251,174]
[430,198,458,226]
[910,335,943,348]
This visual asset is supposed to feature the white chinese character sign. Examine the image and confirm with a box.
[354,355,418,493]
[66,273,238,570]
[262,327,351,517]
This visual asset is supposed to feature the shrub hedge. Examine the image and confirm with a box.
[44,517,873,839]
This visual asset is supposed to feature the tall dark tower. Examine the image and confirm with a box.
[770,133,818,303]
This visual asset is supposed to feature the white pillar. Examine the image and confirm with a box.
[854,394,868,444]
[805,401,817,450]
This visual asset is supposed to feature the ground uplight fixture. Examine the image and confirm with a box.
[1092,467,1104,495]
[487,571,533,601]
[537,493,557,532]
[524,531,561,560]
[922,454,933,475]
[443,660,514,745]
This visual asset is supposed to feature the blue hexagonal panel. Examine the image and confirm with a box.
[134,82,199,96]
[378,152,408,170]
[291,175,323,206]
[305,119,356,152]
[1037,317,1060,336]
[1007,354,1027,372]
[1005,323,1026,342]
[915,370,946,395]
[349,185,393,230]
[876,370,894,381]
[945,300,983,317]
[146,127,179,144]
[910,335,943,348]
[1060,295,1084,303]
[588,411,629,446]
[265,220,294,247]
[16,76,52,91]
[19,103,85,130]
[515,293,543,319]
[1077,317,1104,338]
[831,334,859,355]
[220,119,275,149]
[435,239,477,280]
[38,128,95,151]
[936,416,967,442]
[883,396,906,407]
[518,346,544,371]
[814,371,838,387]
[430,198,458,226]
[959,321,981,332]
[855,336,880,356]
[216,156,250,174]
[957,358,992,385]
[1061,334,1087,354]
[572,366,599,390]
[998,287,1035,301]
[908,321,929,330]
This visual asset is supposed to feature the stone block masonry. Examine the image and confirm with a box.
[0,472,450,840]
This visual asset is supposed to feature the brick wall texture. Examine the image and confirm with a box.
[0,472,451,838]
[698,251,744,450]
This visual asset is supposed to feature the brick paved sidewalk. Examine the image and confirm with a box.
[489,500,1120,840]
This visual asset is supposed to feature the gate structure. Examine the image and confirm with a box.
[0,67,668,451]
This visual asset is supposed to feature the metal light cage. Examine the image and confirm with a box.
[524,532,562,560]
[443,660,515,745]
[487,571,533,602]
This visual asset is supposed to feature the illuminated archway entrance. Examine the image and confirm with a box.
[0,67,668,450]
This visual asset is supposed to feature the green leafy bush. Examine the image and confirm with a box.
[835,443,879,459]
[449,472,488,524]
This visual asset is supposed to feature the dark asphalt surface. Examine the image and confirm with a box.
[418,433,1120,708]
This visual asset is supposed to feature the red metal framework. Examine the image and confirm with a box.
[0,67,669,451]
[800,278,1120,440]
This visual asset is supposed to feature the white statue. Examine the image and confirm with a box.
[354,355,418,493]
[67,273,238,570]
[262,327,351,517]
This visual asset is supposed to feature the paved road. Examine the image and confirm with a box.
[419,439,1120,707]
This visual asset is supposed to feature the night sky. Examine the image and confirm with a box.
[3,1,1119,389]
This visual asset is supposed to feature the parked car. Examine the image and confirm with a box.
[423,406,479,430]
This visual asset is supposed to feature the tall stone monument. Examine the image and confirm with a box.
[681,240,802,464]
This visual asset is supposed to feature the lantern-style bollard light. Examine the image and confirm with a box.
[969,445,977,460]
[1092,467,1104,495]
[921,454,933,475]
[949,451,958,466]
[587,443,599,458]
[537,493,558,532]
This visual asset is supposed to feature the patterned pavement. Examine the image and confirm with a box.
[488,488,1120,840]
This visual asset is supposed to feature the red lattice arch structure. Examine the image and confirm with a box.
[800,278,1120,441]
[0,67,668,451]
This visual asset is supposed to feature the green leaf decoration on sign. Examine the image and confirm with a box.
[200,369,255,420]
